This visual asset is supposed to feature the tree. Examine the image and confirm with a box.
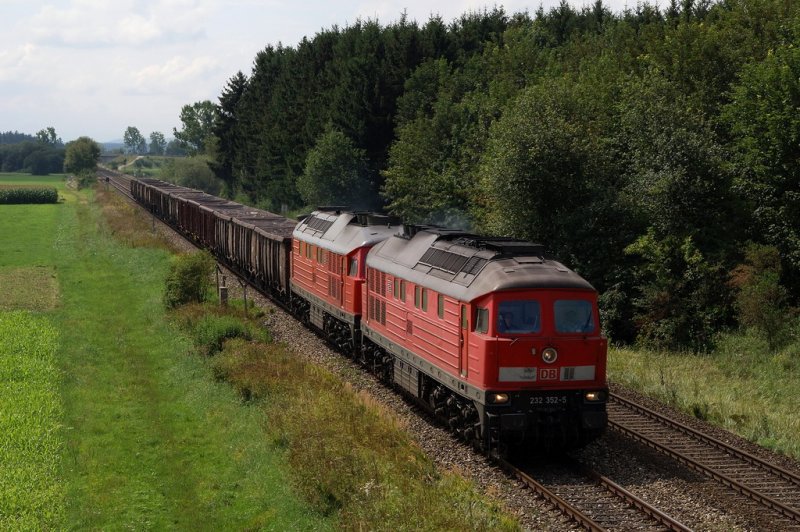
[123,126,145,154]
[297,130,371,208]
[723,40,800,282]
[730,244,792,352]
[211,71,248,195]
[35,127,61,146]
[173,101,216,155]
[64,137,100,178]
[148,131,167,155]
[165,139,187,156]
[24,148,63,175]
[161,157,223,195]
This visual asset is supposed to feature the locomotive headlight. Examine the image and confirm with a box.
[584,391,607,402]
[541,347,558,364]
[488,393,509,404]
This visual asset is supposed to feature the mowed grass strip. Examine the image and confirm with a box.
[51,189,326,529]
[0,311,65,529]
[0,266,59,311]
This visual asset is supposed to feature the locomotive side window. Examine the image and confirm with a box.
[348,258,358,277]
[497,300,541,334]
[437,294,444,318]
[399,280,406,302]
[554,300,595,333]
[421,288,428,311]
[414,286,421,308]
[475,308,489,334]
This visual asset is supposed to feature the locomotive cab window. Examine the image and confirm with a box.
[437,294,444,318]
[475,308,489,334]
[348,258,358,277]
[554,300,595,333]
[497,300,541,334]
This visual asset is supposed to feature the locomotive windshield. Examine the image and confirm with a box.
[497,300,541,334]
[554,300,595,333]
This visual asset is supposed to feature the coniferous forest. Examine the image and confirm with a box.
[204,0,800,350]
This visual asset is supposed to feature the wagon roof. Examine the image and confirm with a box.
[367,227,595,302]
[293,210,401,255]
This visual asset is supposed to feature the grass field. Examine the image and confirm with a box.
[0,174,327,529]
[609,331,800,460]
[0,173,65,187]
[0,311,64,530]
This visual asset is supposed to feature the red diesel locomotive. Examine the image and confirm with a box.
[130,179,608,453]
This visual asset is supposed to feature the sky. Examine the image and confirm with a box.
[1,0,633,144]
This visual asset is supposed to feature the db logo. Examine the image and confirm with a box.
[539,368,559,380]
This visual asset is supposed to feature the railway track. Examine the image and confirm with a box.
[98,168,135,201]
[501,457,691,531]
[608,392,800,528]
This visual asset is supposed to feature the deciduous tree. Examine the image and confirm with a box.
[173,101,216,155]
[149,131,166,155]
[123,127,145,155]
[297,130,371,208]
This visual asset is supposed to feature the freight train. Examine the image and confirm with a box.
[130,177,608,454]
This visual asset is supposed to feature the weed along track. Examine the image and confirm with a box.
[96,167,800,530]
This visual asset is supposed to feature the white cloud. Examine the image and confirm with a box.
[0,44,39,82]
[130,55,221,93]
[29,0,210,48]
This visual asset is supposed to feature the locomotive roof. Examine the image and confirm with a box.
[367,227,595,302]
[293,210,401,255]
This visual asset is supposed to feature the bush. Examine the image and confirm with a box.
[0,187,58,204]
[75,171,96,190]
[163,251,215,308]
[730,244,793,352]
[192,314,252,355]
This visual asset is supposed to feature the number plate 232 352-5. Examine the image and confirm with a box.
[530,396,567,405]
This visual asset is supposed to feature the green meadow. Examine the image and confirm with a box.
[0,174,326,529]
[609,336,800,460]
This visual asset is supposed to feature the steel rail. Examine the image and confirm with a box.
[500,457,692,532]
[580,465,692,532]
[610,392,800,487]
[497,458,605,532]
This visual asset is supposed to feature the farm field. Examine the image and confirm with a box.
[0,174,328,529]
[0,173,66,188]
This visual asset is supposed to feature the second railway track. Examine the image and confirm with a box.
[608,392,800,528]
